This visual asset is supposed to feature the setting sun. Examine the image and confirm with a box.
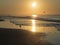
[32,2,37,8]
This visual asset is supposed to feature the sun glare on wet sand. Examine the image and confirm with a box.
[31,20,36,32]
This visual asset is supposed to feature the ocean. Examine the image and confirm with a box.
[0,15,60,45]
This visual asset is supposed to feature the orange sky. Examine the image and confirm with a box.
[0,0,60,16]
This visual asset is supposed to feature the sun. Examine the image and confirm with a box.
[32,2,36,8]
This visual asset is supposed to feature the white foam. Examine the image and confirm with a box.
[0,20,20,29]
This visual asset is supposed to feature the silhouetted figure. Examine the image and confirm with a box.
[19,24,22,29]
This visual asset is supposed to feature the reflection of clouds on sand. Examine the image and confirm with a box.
[47,31,60,45]
[37,23,60,31]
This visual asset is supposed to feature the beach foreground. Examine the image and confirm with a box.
[0,28,54,45]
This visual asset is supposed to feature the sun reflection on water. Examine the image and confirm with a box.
[31,19,36,32]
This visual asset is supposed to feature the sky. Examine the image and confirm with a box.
[0,0,60,16]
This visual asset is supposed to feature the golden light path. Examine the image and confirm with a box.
[32,19,36,32]
[31,1,37,32]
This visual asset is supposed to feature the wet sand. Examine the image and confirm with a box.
[0,28,54,45]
